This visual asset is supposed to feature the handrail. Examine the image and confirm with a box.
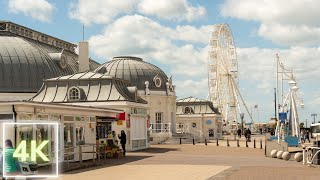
[150,123,171,133]
[303,146,320,166]
[49,143,122,168]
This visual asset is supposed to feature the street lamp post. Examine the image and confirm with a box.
[311,114,317,124]
[305,119,307,128]
[240,113,244,135]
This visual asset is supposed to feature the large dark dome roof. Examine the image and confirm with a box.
[95,56,169,91]
[0,35,100,93]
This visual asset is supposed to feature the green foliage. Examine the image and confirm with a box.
[300,123,304,128]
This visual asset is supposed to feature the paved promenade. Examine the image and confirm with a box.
[51,141,320,180]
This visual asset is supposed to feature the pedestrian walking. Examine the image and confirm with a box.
[237,129,242,138]
[118,130,127,156]
[247,129,251,142]
[244,128,248,140]
[305,130,310,143]
[300,130,305,143]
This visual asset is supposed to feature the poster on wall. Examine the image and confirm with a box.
[126,116,130,128]
[117,120,123,125]
[147,115,150,128]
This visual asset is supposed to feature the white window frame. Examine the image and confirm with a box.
[155,112,163,132]
[68,87,81,101]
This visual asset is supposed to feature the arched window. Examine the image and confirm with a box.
[68,87,80,101]
[184,106,193,114]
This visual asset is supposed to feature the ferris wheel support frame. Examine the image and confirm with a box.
[208,23,256,132]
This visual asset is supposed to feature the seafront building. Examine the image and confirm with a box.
[0,21,222,163]
[176,97,223,140]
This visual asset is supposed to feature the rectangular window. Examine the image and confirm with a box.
[155,112,162,132]
[0,114,13,120]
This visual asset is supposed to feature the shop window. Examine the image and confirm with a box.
[68,87,80,101]
[0,114,14,120]
[64,116,74,122]
[64,123,74,146]
[64,123,74,160]
[96,122,112,139]
[35,125,49,163]
[76,126,85,145]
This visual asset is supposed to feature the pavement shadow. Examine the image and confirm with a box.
[62,155,152,174]
[132,147,181,153]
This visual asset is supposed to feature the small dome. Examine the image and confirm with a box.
[0,35,99,92]
[95,56,169,91]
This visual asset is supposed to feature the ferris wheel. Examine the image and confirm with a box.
[208,23,239,127]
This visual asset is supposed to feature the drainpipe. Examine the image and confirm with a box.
[12,105,17,148]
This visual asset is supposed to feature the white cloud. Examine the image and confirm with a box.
[237,46,320,95]
[220,0,320,46]
[138,0,205,21]
[69,0,137,25]
[88,15,209,78]
[173,25,211,44]
[8,0,54,22]
[258,23,320,46]
[175,78,208,99]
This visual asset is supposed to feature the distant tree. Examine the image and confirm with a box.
[300,123,304,128]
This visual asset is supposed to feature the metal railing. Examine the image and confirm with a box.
[176,123,205,141]
[150,123,171,133]
[51,143,123,169]
[176,123,190,134]
[303,146,320,166]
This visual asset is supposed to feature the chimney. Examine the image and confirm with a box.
[79,41,90,72]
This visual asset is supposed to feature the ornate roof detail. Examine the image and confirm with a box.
[94,56,169,91]
[30,71,147,104]
[176,97,220,114]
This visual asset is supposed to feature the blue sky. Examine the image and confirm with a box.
[1,0,320,125]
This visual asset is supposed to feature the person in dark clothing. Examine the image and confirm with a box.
[247,129,252,142]
[118,130,127,156]
[237,129,242,138]
[305,130,310,143]
[244,128,248,139]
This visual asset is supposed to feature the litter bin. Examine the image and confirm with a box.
[313,141,320,165]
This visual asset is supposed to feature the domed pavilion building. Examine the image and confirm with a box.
[0,21,100,101]
[95,56,177,143]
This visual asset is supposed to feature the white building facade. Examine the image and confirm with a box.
[94,56,177,143]
[176,97,223,140]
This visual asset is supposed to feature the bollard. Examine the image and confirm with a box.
[193,138,195,145]
[237,139,239,147]
[246,140,248,147]
[216,139,219,146]
[180,138,182,145]
[302,146,306,165]
[260,139,262,149]
[227,138,229,147]
[254,139,256,148]
[205,139,207,145]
